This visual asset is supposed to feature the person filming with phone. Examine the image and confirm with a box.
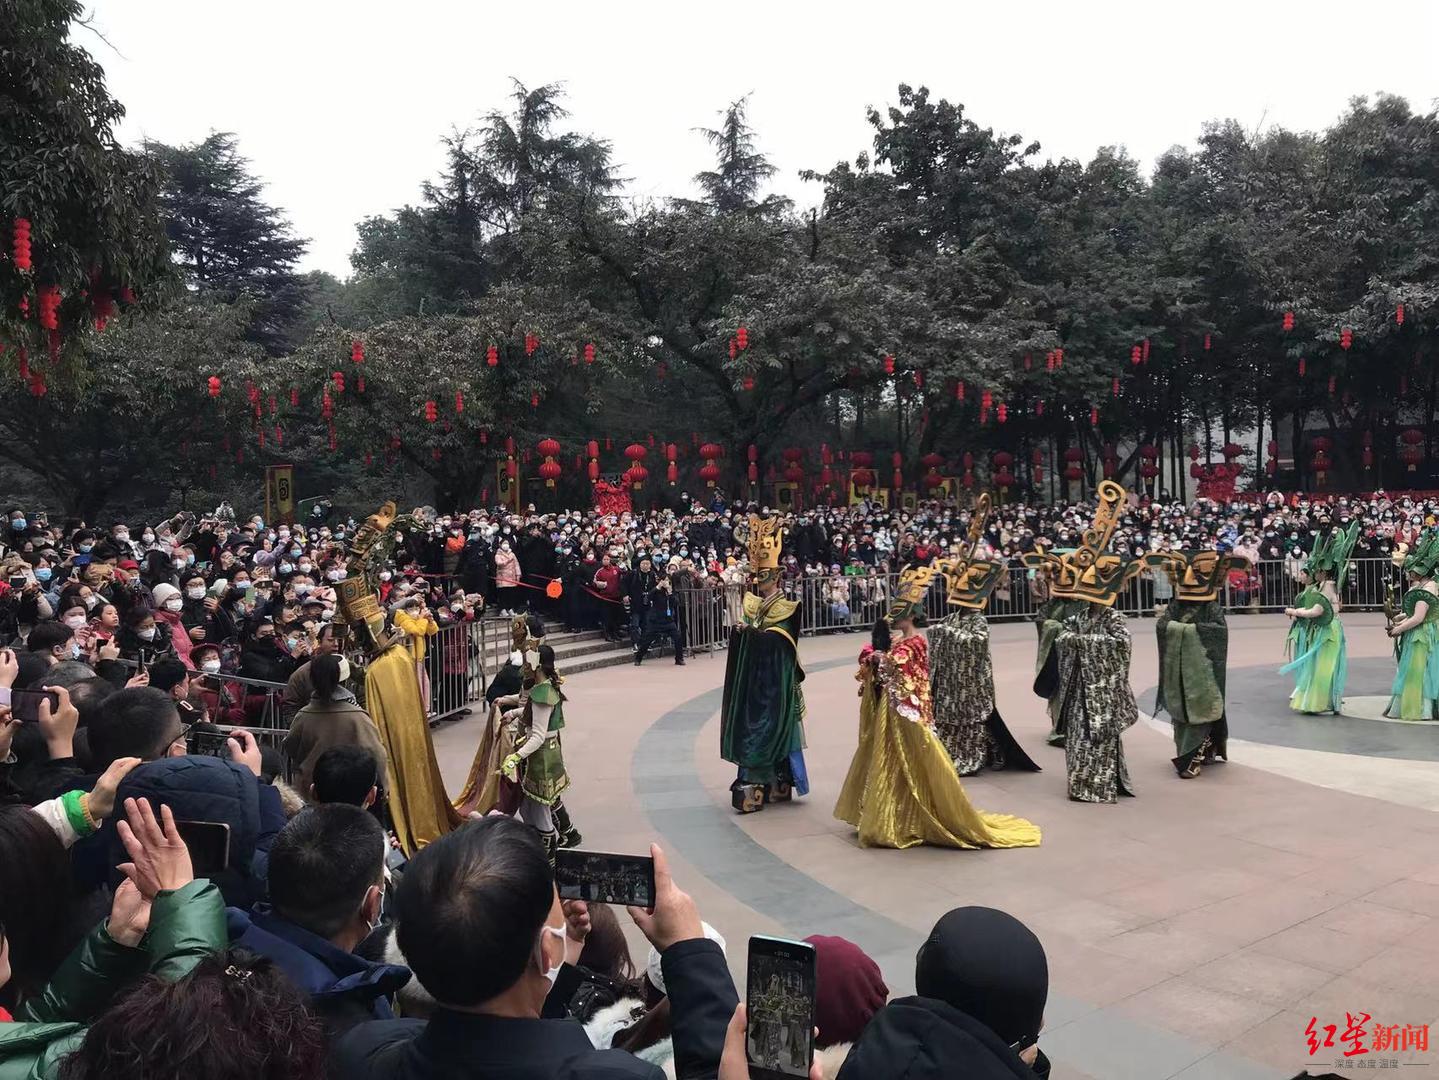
[334,818,737,1080]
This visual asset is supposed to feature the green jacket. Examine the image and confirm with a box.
[0,879,226,1080]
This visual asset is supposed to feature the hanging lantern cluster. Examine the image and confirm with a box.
[332,371,345,393]
[1396,304,1406,326]
[699,442,724,487]
[664,443,678,486]
[351,340,364,364]
[586,440,600,483]
[1310,437,1332,487]
[525,332,540,356]
[537,437,562,488]
[454,390,464,414]
[992,451,1015,493]
[1265,440,1279,478]
[207,375,221,398]
[850,450,875,493]
[920,452,946,490]
[486,344,499,367]
[955,380,965,402]
[1062,447,1084,486]
[623,442,649,488]
[1130,344,1141,366]
[1400,428,1425,472]
[1339,327,1353,351]
[737,326,749,351]
[11,218,32,272]
[820,444,834,489]
[37,285,60,331]
[424,400,438,423]
[1283,311,1295,332]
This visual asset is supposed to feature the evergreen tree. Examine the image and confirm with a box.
[145,132,311,352]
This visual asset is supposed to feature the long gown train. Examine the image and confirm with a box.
[834,637,1040,850]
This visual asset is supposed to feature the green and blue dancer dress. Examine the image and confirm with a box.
[1385,586,1439,720]
[1281,586,1346,714]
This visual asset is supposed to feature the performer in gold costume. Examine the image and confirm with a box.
[833,564,1041,850]
[334,501,517,854]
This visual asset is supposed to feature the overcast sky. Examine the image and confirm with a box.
[87,0,1438,278]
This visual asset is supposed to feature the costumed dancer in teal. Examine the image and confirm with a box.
[1280,522,1357,715]
[499,643,578,858]
[1027,558,1083,748]
[1384,531,1439,720]
[1149,548,1249,778]
[720,515,808,813]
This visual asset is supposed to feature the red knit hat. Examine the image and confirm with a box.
[803,934,889,1048]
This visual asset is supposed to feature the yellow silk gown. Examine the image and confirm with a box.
[834,636,1041,850]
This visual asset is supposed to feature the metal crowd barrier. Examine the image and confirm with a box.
[671,556,1398,644]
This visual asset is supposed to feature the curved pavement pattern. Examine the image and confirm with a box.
[435,613,1439,1080]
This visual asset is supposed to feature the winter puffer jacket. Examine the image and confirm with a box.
[0,880,226,1080]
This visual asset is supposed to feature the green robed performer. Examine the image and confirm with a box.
[1385,531,1439,720]
[720,515,807,813]
[1148,547,1250,779]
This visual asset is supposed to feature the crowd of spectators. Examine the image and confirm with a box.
[0,488,1408,1076]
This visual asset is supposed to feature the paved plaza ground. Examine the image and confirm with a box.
[434,612,1439,1079]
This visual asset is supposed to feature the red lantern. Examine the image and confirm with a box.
[290,387,299,407]
[913,369,924,389]
[1045,351,1055,372]
[961,470,975,489]
[525,332,539,356]
[486,345,499,367]
[530,392,539,408]
[584,342,596,364]
[1340,327,1353,351]
[1298,357,1306,377]
[883,355,895,375]
[1089,406,1099,426]
[1203,334,1212,351]
[351,340,364,364]
[1401,428,1425,472]
[1063,465,1083,483]
[1283,311,1295,332]
[1111,376,1120,398]
[956,380,965,402]
[207,376,221,398]
[332,371,345,393]
[997,402,1009,423]
[728,339,737,360]
[1396,304,1406,326]
[1035,400,1044,417]
[698,443,724,487]
[1130,344,1141,366]
[538,460,562,488]
[1054,348,1064,367]
[424,400,438,422]
[11,218,32,271]
[505,456,518,480]
[1138,463,1159,479]
[37,285,60,331]
[742,375,754,391]
[455,390,464,414]
[737,326,749,350]
[981,388,993,411]
[1265,459,1277,477]
[1142,338,1151,362]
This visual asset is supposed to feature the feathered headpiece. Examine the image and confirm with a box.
[1304,521,1359,588]
[1403,529,1439,579]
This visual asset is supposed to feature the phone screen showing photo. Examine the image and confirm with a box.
[553,850,656,908]
[746,936,817,1080]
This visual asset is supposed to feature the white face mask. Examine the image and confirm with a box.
[536,923,566,986]
[379,571,392,582]
[326,569,345,581]
[164,597,183,612]
[201,659,222,674]
[141,533,154,544]
[186,587,206,600]
[83,595,99,609]
[63,614,86,630]
[138,626,157,641]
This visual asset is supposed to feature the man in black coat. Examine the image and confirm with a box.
[333,818,736,1080]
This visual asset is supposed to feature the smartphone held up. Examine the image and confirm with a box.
[746,935,816,1080]
[553,849,656,909]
